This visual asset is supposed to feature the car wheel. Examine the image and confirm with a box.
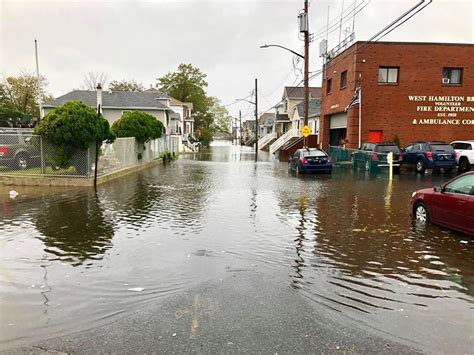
[415,159,425,174]
[459,158,470,172]
[414,202,429,223]
[15,153,29,170]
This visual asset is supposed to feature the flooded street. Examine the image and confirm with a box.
[1,144,473,353]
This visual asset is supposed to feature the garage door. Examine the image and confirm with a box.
[329,113,347,129]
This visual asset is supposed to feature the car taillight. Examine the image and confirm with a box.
[399,153,403,160]
[370,153,378,159]
[300,158,308,164]
[425,151,433,159]
[0,146,8,156]
[328,157,332,163]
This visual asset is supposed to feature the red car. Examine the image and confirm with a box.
[411,171,474,236]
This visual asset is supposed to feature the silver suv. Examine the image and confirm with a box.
[451,140,474,172]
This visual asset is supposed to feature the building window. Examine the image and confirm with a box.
[378,67,399,84]
[340,70,347,89]
[442,67,462,85]
[327,78,332,94]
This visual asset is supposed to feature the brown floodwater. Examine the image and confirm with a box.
[0,143,472,352]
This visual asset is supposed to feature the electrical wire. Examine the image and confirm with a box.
[257,0,432,116]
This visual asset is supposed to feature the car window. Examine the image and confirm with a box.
[375,145,400,153]
[430,144,455,153]
[444,175,474,195]
[404,144,413,152]
[303,150,326,157]
[363,143,375,151]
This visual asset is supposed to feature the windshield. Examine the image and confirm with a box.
[376,145,400,153]
[431,144,454,152]
[303,150,326,157]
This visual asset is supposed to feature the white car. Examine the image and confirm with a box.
[451,140,474,172]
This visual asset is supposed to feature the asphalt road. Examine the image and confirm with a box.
[9,270,420,354]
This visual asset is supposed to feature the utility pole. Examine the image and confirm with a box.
[34,39,43,121]
[254,78,258,162]
[239,110,243,146]
[303,0,310,148]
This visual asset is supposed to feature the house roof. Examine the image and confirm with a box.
[44,90,171,110]
[296,99,321,118]
[283,86,321,100]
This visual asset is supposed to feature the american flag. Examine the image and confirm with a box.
[344,87,360,112]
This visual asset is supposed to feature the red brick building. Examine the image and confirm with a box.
[320,41,474,149]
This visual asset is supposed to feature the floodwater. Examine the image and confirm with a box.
[1,144,473,352]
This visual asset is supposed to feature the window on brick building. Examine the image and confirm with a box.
[340,70,347,89]
[378,67,399,84]
[327,78,332,94]
[442,68,462,85]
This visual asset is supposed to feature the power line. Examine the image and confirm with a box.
[257,0,432,116]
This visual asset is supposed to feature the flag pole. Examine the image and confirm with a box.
[358,86,362,148]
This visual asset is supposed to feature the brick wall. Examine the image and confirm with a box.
[320,42,474,149]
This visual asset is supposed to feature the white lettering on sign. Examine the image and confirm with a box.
[409,94,474,123]
[330,104,339,109]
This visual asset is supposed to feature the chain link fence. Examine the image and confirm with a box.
[0,129,180,178]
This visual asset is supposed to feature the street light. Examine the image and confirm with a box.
[259,44,304,59]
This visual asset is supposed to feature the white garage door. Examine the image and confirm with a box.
[329,113,347,129]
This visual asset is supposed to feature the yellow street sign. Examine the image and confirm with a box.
[300,125,311,138]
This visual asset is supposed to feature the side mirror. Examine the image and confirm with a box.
[434,185,443,193]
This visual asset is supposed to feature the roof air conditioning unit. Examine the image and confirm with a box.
[442,78,450,84]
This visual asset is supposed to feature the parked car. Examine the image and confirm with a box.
[451,140,474,173]
[0,130,41,170]
[289,148,332,174]
[411,171,474,236]
[352,142,402,173]
[402,141,456,174]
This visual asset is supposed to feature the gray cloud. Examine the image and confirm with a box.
[1,0,472,119]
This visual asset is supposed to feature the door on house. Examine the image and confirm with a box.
[368,130,383,143]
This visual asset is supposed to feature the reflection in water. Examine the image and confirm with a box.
[35,192,114,266]
[1,145,473,353]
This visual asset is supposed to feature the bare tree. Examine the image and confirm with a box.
[82,72,109,90]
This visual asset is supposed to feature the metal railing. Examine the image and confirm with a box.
[258,131,277,150]
[269,128,300,154]
[328,146,357,165]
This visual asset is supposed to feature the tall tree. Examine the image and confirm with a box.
[82,72,109,90]
[109,79,144,92]
[209,97,231,134]
[157,64,209,115]
[0,72,52,116]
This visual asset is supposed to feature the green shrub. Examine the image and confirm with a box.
[111,111,164,143]
[34,101,113,168]
[198,127,213,146]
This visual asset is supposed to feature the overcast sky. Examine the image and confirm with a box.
[1,0,473,120]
